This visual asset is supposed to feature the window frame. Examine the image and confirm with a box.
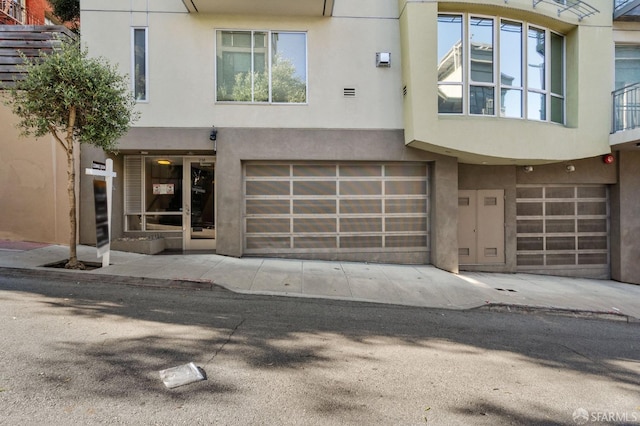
[468,15,496,116]
[215,29,308,105]
[131,27,149,103]
[124,155,184,233]
[437,13,565,125]
[499,18,524,119]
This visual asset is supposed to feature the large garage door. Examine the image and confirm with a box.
[243,162,430,262]
[516,185,609,278]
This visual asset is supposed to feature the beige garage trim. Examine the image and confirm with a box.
[243,162,430,260]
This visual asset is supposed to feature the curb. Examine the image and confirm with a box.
[2,266,639,323]
[0,267,228,292]
[476,302,639,324]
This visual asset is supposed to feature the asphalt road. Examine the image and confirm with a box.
[0,273,639,425]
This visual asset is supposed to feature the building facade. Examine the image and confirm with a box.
[78,0,640,284]
[0,0,56,25]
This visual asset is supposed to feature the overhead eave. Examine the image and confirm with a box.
[182,0,334,16]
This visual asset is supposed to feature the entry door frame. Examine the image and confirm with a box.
[183,156,216,251]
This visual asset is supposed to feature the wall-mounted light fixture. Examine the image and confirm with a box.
[376,52,391,67]
[566,164,575,172]
[157,159,171,165]
[523,165,534,173]
[210,125,218,153]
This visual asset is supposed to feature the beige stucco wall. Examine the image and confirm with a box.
[81,0,404,130]
[399,0,613,164]
[0,103,70,244]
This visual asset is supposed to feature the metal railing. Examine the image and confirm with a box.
[0,0,36,25]
[612,82,640,133]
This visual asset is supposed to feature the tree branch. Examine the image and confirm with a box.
[48,124,68,151]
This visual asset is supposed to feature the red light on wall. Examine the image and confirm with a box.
[603,154,615,164]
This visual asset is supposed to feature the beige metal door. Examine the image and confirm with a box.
[183,157,216,250]
[458,189,504,264]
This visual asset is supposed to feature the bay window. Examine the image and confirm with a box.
[438,14,565,124]
[216,30,307,104]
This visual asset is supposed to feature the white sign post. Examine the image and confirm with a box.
[85,158,116,267]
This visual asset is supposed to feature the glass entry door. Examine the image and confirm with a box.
[183,157,216,250]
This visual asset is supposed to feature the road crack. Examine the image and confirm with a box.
[206,317,246,363]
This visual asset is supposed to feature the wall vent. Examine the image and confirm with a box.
[343,87,356,97]
[403,85,407,97]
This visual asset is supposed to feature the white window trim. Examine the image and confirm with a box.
[498,18,525,120]
[131,27,149,103]
[468,15,497,117]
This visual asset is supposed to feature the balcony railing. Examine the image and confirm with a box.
[612,82,640,133]
[0,0,34,25]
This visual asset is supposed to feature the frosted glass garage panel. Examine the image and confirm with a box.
[245,164,290,177]
[293,181,336,196]
[340,199,382,214]
[386,180,427,195]
[293,199,336,215]
[293,164,335,177]
[386,199,427,214]
[246,181,290,196]
[340,181,382,196]
[246,199,290,215]
[246,218,290,234]
[340,164,382,177]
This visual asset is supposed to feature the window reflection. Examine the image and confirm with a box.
[500,20,522,118]
[470,17,493,84]
[528,27,545,91]
[437,14,563,123]
[527,92,546,120]
[216,30,307,103]
[438,15,463,113]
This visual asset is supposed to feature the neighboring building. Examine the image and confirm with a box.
[0,25,75,244]
[0,0,56,25]
[78,0,640,284]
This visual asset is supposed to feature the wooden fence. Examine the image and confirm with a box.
[0,25,75,88]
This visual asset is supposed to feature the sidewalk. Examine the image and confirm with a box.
[1,240,640,321]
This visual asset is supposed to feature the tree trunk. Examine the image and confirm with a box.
[64,108,84,269]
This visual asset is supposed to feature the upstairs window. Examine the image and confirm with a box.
[216,30,307,104]
[615,45,640,90]
[132,27,148,102]
[437,14,565,124]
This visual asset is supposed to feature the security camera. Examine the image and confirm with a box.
[209,127,217,141]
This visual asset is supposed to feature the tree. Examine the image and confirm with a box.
[3,40,138,269]
[49,0,80,30]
